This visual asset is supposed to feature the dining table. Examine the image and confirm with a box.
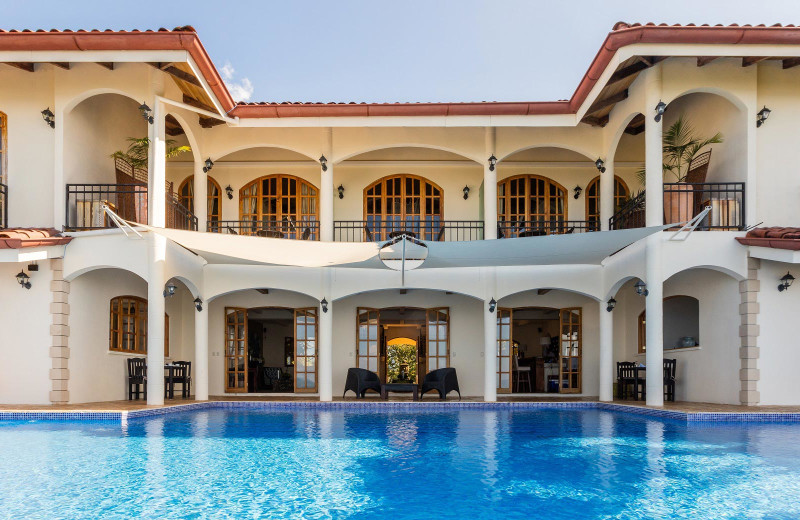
[164,363,184,399]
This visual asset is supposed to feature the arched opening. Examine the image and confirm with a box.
[238,174,319,240]
[638,296,700,353]
[363,174,444,241]
[497,174,569,237]
[178,175,222,224]
[586,175,629,227]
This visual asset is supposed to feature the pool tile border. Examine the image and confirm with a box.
[2,400,800,423]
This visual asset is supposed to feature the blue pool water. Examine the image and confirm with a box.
[1,408,800,519]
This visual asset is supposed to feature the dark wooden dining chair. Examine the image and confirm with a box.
[619,364,643,400]
[173,361,192,398]
[616,361,635,398]
[127,357,147,400]
[663,358,677,402]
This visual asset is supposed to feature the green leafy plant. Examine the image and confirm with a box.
[111,137,191,170]
[387,343,418,383]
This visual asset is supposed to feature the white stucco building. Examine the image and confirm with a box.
[1,22,798,407]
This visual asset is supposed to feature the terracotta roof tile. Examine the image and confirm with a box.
[0,228,72,249]
[736,227,800,251]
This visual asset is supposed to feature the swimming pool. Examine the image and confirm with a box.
[1,406,800,519]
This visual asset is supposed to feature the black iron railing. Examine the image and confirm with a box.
[0,182,7,229]
[334,220,484,242]
[497,220,599,238]
[209,219,320,240]
[609,183,745,231]
[166,194,198,231]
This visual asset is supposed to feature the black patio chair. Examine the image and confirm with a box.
[263,367,282,391]
[172,361,192,398]
[127,357,147,400]
[616,361,635,399]
[663,358,677,402]
[619,364,644,400]
[343,368,382,398]
[420,367,461,400]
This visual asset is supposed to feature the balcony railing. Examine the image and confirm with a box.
[65,184,197,231]
[209,220,320,240]
[0,182,7,229]
[498,220,599,238]
[334,220,484,242]
[609,182,745,231]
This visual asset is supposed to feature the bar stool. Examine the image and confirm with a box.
[513,355,532,393]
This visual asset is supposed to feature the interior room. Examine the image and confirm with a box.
[246,307,295,393]
[510,307,561,393]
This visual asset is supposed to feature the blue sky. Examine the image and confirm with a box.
[3,0,800,103]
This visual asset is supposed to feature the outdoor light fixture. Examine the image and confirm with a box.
[202,158,214,173]
[27,262,38,272]
[15,270,31,290]
[463,185,470,200]
[194,297,203,312]
[634,280,649,297]
[321,297,329,313]
[757,106,771,128]
[319,155,328,172]
[488,155,497,172]
[163,282,177,298]
[41,108,55,128]
[654,100,667,122]
[225,185,233,200]
[337,184,345,199]
[488,298,497,313]
[138,102,154,124]
[595,158,606,173]
[573,185,583,199]
[606,297,617,312]
[778,271,795,292]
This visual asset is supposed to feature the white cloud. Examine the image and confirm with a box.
[220,61,254,102]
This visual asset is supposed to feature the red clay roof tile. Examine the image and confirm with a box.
[736,227,800,251]
[0,228,72,249]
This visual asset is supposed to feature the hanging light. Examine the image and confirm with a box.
[757,106,771,128]
[573,185,583,199]
[194,297,203,311]
[463,185,470,200]
[321,297,329,313]
[488,155,497,172]
[163,282,177,298]
[319,155,328,172]
[202,158,214,173]
[654,100,667,122]
[606,297,616,312]
[225,185,233,200]
[138,102,154,124]
[488,298,497,313]
[41,108,55,128]
[15,270,31,290]
[337,184,345,199]
[634,280,649,296]
[595,158,606,173]
[778,271,795,292]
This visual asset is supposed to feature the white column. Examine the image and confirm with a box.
[644,67,663,227]
[194,297,208,400]
[320,128,334,241]
[146,232,167,405]
[53,104,66,230]
[745,104,757,228]
[318,297,333,401]
[645,235,664,406]
[148,100,167,227]
[598,299,614,401]
[599,160,614,231]
[483,128,497,240]
[484,299,497,402]
[193,159,208,232]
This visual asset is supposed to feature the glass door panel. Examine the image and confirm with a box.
[425,308,449,374]
[497,308,512,393]
[559,307,582,393]
[224,307,248,393]
[294,308,318,392]
[357,308,381,374]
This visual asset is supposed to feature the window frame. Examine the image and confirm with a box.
[0,111,6,184]
[239,174,319,238]
[585,175,630,224]
[363,173,444,240]
[178,175,223,223]
[109,296,169,356]
[497,174,569,224]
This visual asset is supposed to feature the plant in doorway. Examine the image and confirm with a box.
[387,343,418,383]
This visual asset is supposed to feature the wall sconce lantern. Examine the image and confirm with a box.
[757,106,771,128]
[321,297,329,313]
[654,100,667,122]
[41,108,55,128]
[319,155,328,172]
[488,297,497,313]
[27,262,39,272]
[202,158,214,173]
[337,184,345,199]
[488,155,497,172]
[595,158,606,173]
[225,185,233,200]
[463,185,470,200]
[573,185,582,199]
[778,271,795,292]
[634,280,649,297]
[15,270,31,290]
[606,297,617,312]
[138,102,154,124]
[163,282,177,298]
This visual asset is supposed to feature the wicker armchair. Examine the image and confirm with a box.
[420,368,461,400]
[343,368,382,398]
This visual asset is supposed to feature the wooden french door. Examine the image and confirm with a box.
[425,308,450,372]
[559,307,582,393]
[364,174,444,241]
[224,307,248,393]
[294,308,318,393]
[357,308,381,373]
[496,308,513,394]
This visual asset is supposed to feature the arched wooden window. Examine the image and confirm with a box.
[178,175,222,223]
[239,175,318,240]
[0,111,6,183]
[497,174,568,237]
[109,296,169,356]
[586,175,629,228]
[364,174,443,241]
